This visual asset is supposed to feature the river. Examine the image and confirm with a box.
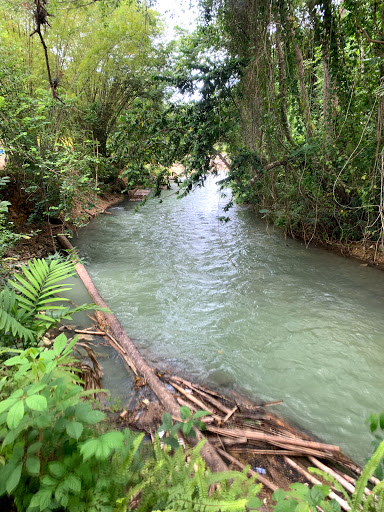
[73,174,384,464]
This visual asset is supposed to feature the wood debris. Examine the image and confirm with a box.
[157,373,368,509]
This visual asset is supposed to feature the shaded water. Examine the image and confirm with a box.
[74,175,384,463]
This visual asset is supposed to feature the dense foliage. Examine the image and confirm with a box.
[0,0,167,233]
[195,0,384,246]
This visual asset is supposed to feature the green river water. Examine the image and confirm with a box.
[72,175,384,464]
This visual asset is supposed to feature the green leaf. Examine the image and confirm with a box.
[182,421,192,435]
[27,441,42,455]
[25,395,47,411]
[163,437,180,450]
[26,456,40,476]
[82,409,105,424]
[80,431,124,461]
[63,474,81,494]
[160,412,172,431]
[49,461,65,478]
[41,475,57,487]
[80,439,99,461]
[370,414,379,432]
[0,397,18,414]
[6,463,22,494]
[179,405,191,420]
[273,499,299,512]
[66,421,83,440]
[29,488,52,511]
[7,400,24,429]
[308,486,328,506]
[53,333,68,356]
[26,382,46,396]
[192,410,211,419]
[170,422,182,436]
[380,413,384,430]
[247,497,262,509]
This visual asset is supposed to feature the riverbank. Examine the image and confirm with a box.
[3,192,127,267]
[5,192,384,274]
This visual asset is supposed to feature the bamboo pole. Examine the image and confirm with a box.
[173,380,233,415]
[308,456,356,494]
[284,457,350,511]
[223,406,238,423]
[206,426,341,453]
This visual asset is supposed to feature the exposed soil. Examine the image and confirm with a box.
[4,192,127,267]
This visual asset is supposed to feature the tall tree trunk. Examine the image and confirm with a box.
[322,50,332,147]
[292,34,313,139]
[276,26,295,146]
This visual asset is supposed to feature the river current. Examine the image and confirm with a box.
[74,175,384,463]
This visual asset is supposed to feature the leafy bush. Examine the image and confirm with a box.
[0,337,262,511]
[0,176,25,259]
[0,335,145,512]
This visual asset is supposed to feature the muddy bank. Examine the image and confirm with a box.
[3,192,127,265]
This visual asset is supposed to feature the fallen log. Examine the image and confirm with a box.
[57,234,227,473]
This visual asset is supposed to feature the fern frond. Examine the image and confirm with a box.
[352,440,384,510]
[10,258,76,314]
[361,479,384,512]
[0,306,34,342]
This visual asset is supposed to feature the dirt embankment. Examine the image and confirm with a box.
[4,192,127,264]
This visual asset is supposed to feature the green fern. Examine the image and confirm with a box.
[126,437,261,512]
[0,257,109,349]
[0,288,34,343]
[307,440,384,512]
[352,440,384,511]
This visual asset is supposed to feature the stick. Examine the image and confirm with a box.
[74,329,106,336]
[175,397,215,424]
[284,457,350,511]
[345,461,380,486]
[227,448,319,456]
[223,406,238,423]
[332,468,371,496]
[170,381,216,415]
[270,441,335,458]
[178,381,233,415]
[169,375,232,403]
[103,332,139,377]
[217,448,278,492]
[206,426,341,453]
[211,437,248,447]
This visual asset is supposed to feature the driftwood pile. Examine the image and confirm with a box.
[153,374,378,510]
